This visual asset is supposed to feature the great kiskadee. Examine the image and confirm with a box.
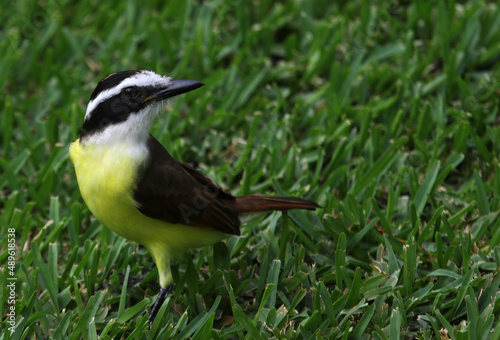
[69,70,321,323]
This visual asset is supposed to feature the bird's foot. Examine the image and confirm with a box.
[148,285,173,326]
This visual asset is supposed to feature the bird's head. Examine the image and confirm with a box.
[80,70,204,145]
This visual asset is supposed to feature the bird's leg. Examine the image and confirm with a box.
[148,285,172,324]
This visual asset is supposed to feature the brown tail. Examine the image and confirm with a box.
[230,195,321,213]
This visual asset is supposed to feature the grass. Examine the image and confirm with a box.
[1,0,500,338]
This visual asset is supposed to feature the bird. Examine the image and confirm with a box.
[69,70,321,323]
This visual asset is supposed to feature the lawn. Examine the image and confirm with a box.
[1,0,500,338]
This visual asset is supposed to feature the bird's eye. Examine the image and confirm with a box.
[124,87,140,98]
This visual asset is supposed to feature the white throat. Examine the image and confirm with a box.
[81,102,161,150]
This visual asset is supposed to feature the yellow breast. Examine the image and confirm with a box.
[69,139,146,241]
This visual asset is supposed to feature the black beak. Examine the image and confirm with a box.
[154,80,204,101]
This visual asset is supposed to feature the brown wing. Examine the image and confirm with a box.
[133,135,241,235]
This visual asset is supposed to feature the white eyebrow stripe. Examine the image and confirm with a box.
[84,71,172,120]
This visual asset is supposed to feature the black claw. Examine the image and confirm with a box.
[148,285,173,326]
